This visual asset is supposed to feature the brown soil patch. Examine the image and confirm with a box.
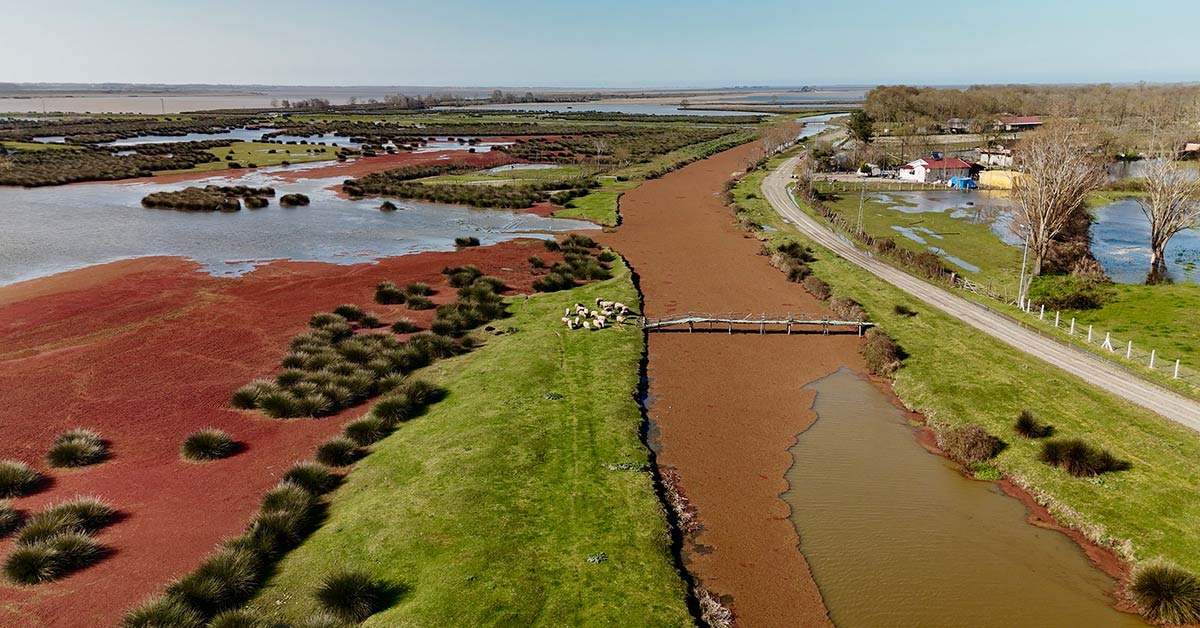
[0,240,550,628]
[600,143,861,627]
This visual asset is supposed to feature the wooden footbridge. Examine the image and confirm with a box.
[641,312,873,335]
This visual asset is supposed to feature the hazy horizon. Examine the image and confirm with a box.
[3,0,1198,87]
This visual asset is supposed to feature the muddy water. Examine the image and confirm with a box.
[784,369,1147,628]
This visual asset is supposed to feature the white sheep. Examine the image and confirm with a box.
[582,320,591,330]
[596,299,615,309]
[615,315,626,324]
[561,316,571,324]
[613,302,630,314]
[594,316,608,327]
[565,307,572,317]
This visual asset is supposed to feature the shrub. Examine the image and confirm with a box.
[375,281,406,305]
[4,532,105,584]
[181,429,236,462]
[937,424,1002,465]
[404,282,433,297]
[282,461,340,495]
[528,256,546,269]
[830,296,868,322]
[207,609,274,628]
[533,272,575,292]
[315,569,385,622]
[893,303,917,317]
[244,196,269,209]
[1039,438,1128,477]
[379,201,398,212]
[310,312,348,329]
[0,502,21,538]
[862,328,901,376]
[121,596,204,628]
[359,314,382,329]
[1014,410,1052,439]
[315,437,361,467]
[344,415,388,446]
[257,390,302,419]
[165,546,260,616]
[454,236,481,248]
[390,317,419,334]
[802,275,831,300]
[279,193,310,207]
[405,295,433,310]
[332,304,364,322]
[1129,558,1200,625]
[0,460,40,498]
[47,428,107,468]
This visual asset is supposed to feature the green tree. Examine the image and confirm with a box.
[848,111,876,144]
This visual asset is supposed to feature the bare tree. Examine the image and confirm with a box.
[794,148,817,200]
[1009,123,1105,276]
[1136,154,1200,282]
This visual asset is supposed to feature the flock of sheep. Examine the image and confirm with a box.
[561,298,633,331]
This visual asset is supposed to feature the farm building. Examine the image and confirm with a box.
[898,157,972,183]
[995,116,1044,132]
[978,146,1013,167]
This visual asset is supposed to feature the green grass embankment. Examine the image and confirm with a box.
[736,153,1200,574]
[251,259,692,627]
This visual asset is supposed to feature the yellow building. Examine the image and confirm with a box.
[979,170,1025,189]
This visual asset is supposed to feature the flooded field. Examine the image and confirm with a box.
[785,369,1147,628]
[0,166,592,287]
[1091,199,1200,283]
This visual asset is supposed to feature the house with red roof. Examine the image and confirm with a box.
[898,157,973,183]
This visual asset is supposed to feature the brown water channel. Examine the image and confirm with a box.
[783,368,1147,628]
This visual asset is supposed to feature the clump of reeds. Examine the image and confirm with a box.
[46,428,108,468]
[281,461,340,495]
[862,328,901,376]
[315,437,361,468]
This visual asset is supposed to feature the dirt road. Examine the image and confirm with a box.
[762,156,1200,431]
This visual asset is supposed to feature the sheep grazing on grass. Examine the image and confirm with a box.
[596,298,615,309]
[615,315,627,324]
[582,320,591,330]
[613,302,630,314]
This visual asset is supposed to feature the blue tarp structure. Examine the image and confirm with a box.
[949,176,977,189]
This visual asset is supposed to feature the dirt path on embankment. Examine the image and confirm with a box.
[600,144,863,627]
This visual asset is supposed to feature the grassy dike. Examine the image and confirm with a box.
[734,153,1200,574]
[250,258,693,627]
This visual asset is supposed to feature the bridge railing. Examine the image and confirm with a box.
[641,312,872,334]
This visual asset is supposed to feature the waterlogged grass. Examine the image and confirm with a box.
[739,154,1200,575]
[418,165,586,184]
[250,259,691,627]
[811,182,1022,293]
[613,129,757,179]
[552,177,637,226]
[163,142,338,174]
[0,141,85,152]
[1047,282,1200,359]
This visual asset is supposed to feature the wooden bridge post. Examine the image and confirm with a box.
[858,324,863,337]
[760,314,765,335]
[728,321,732,335]
[687,321,694,333]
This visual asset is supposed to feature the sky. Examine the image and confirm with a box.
[1,0,1198,87]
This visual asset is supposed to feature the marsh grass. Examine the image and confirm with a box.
[390,317,419,334]
[206,608,274,628]
[404,282,432,297]
[343,415,389,446]
[937,424,1003,466]
[1129,558,1200,625]
[4,532,106,584]
[16,497,117,545]
[181,429,237,462]
[46,428,107,469]
[405,295,434,311]
[165,546,262,616]
[0,502,21,538]
[0,460,41,498]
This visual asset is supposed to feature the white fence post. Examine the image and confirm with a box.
[1176,360,1182,379]
[1150,349,1157,369]
[1127,340,1133,360]
[1054,312,1060,327]
[1070,318,1076,335]
[1039,304,1045,320]
[1088,325,1093,343]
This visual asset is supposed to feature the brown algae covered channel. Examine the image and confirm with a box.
[784,368,1148,628]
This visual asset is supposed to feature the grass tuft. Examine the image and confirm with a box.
[1039,437,1129,477]
[314,569,385,622]
[1014,409,1053,438]
[405,295,434,310]
[121,596,205,628]
[206,608,274,628]
[0,460,41,498]
[282,461,340,495]
[3,532,105,584]
[343,415,389,446]
[165,546,261,617]
[374,281,406,305]
[1129,558,1200,625]
[16,497,116,545]
[315,437,361,468]
[181,429,236,462]
[47,428,107,468]
[0,502,21,538]
[937,424,1002,465]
